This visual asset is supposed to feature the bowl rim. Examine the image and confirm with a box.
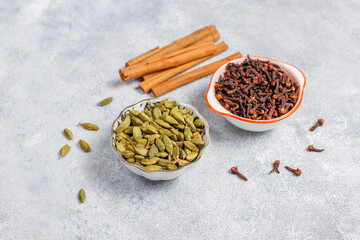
[205,56,306,124]
[110,97,211,173]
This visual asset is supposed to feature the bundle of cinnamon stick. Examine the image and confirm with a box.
[119,26,242,97]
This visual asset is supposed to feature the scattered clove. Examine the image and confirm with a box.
[308,144,324,152]
[214,56,300,120]
[270,160,280,174]
[285,165,301,176]
[230,167,248,181]
[310,118,324,131]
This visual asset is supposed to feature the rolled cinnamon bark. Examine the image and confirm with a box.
[119,42,216,81]
[125,46,161,67]
[142,34,217,81]
[139,41,228,93]
[126,26,219,68]
[151,52,242,97]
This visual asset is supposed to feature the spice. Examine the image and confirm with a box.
[152,52,242,97]
[308,144,324,152]
[79,189,86,203]
[310,118,324,131]
[79,122,99,131]
[79,139,91,152]
[63,128,73,140]
[60,144,71,158]
[213,56,300,120]
[98,97,113,106]
[120,42,217,81]
[126,25,219,68]
[270,160,280,174]
[230,167,248,181]
[139,41,229,93]
[114,99,205,171]
[285,166,301,176]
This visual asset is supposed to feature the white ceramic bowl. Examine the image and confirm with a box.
[205,56,306,132]
[110,98,211,181]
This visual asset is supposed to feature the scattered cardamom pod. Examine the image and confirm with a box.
[60,144,71,158]
[63,128,73,140]
[98,97,113,106]
[79,139,91,152]
[114,99,206,171]
[79,122,99,131]
[79,189,86,203]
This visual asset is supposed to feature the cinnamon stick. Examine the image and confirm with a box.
[126,26,219,68]
[151,52,242,97]
[142,34,218,81]
[139,41,228,93]
[119,42,216,81]
[125,46,161,67]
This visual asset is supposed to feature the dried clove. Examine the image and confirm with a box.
[310,118,324,131]
[230,167,248,181]
[285,165,301,176]
[270,160,280,174]
[308,144,325,152]
[214,56,300,120]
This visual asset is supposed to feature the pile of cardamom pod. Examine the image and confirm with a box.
[115,99,205,171]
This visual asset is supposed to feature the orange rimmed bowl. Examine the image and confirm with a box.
[205,56,306,132]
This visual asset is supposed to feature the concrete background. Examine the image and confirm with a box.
[0,0,359,239]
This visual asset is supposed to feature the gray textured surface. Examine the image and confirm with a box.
[1,0,359,239]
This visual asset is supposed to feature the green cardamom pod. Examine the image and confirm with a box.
[79,189,86,203]
[158,159,171,166]
[193,132,202,140]
[130,116,143,126]
[184,141,198,151]
[163,115,178,125]
[186,151,198,161]
[194,119,204,128]
[185,117,196,132]
[139,111,151,122]
[181,109,190,114]
[136,139,147,149]
[60,144,71,158]
[116,115,130,133]
[178,160,190,167]
[184,147,192,155]
[63,128,73,140]
[123,126,134,134]
[157,152,168,158]
[79,139,91,152]
[122,150,135,158]
[143,165,162,171]
[172,145,180,160]
[98,97,113,106]
[153,107,162,119]
[127,158,135,163]
[145,135,156,148]
[135,147,148,156]
[146,125,158,134]
[184,127,193,141]
[148,144,159,158]
[173,123,185,130]
[179,149,187,159]
[80,122,99,131]
[178,132,184,141]
[159,128,173,138]
[163,135,173,155]
[116,142,126,152]
[154,119,172,129]
[141,158,159,165]
[132,127,142,141]
[190,139,204,146]
[155,138,166,152]
[167,164,178,170]
[129,109,140,117]
[164,101,176,109]
[134,155,145,160]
